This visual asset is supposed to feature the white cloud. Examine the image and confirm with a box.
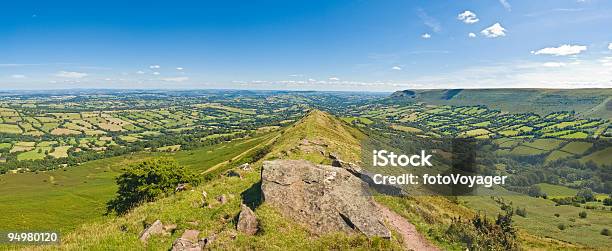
[308,78,316,82]
[152,72,160,75]
[608,43,612,50]
[531,44,587,56]
[421,33,431,39]
[468,32,477,38]
[499,0,511,11]
[136,70,145,74]
[149,65,160,69]
[11,74,26,79]
[480,23,507,38]
[542,62,566,67]
[329,77,340,81]
[176,67,184,70]
[392,66,402,70]
[55,71,88,78]
[417,9,441,33]
[457,11,479,24]
[162,77,189,82]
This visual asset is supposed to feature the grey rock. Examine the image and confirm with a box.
[261,160,390,238]
[216,194,227,204]
[237,204,259,235]
[139,219,164,242]
[239,163,251,170]
[171,230,202,251]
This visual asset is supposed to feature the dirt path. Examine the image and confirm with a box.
[375,202,440,251]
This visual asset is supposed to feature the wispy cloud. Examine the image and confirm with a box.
[457,10,479,24]
[162,77,189,82]
[608,43,612,50]
[531,44,587,56]
[152,72,160,75]
[417,9,441,33]
[149,65,160,69]
[525,8,584,17]
[499,0,511,11]
[542,62,566,67]
[0,63,42,67]
[481,23,507,38]
[55,71,88,78]
[391,66,402,70]
[421,33,431,39]
[11,74,26,79]
[329,77,340,81]
[468,32,477,38]
[176,67,184,71]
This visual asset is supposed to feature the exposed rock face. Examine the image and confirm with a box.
[261,160,390,238]
[237,204,259,235]
[171,229,204,251]
[139,220,164,242]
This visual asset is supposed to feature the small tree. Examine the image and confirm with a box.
[106,157,197,214]
[579,211,587,218]
[576,188,595,202]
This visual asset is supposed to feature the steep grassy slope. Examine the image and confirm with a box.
[0,133,276,233]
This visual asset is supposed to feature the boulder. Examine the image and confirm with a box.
[175,183,189,192]
[261,160,390,238]
[225,170,242,178]
[237,204,258,235]
[171,230,203,251]
[139,219,164,242]
[216,194,227,204]
[239,163,251,170]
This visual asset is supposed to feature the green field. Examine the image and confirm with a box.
[536,183,578,198]
[580,147,612,166]
[0,124,22,134]
[560,141,593,155]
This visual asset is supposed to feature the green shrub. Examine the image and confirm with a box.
[554,213,560,217]
[603,197,612,206]
[579,211,587,218]
[446,210,518,251]
[106,157,197,214]
[601,228,610,236]
[515,207,527,217]
[558,223,566,230]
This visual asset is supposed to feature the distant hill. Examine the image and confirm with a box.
[389,88,612,119]
[390,89,416,98]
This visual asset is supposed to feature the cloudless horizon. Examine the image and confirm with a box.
[1,0,612,91]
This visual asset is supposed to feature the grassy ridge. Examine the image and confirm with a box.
[24,110,403,250]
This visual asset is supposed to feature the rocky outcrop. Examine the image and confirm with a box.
[237,204,259,235]
[139,220,164,242]
[171,229,204,251]
[261,160,390,238]
[139,220,179,243]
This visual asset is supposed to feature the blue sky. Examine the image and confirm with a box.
[1,0,611,91]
